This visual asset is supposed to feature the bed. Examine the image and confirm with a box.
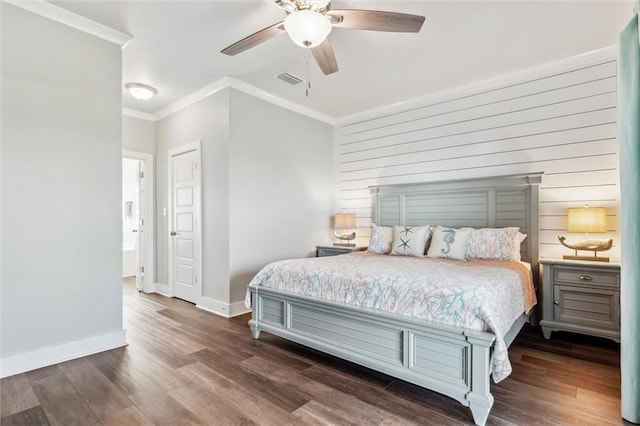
[246,173,543,426]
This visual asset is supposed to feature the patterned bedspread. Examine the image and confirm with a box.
[245,251,536,382]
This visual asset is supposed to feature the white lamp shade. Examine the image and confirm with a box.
[567,207,607,233]
[334,213,356,230]
[125,83,157,101]
[284,10,332,48]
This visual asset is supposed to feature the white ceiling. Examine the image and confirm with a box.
[51,0,634,120]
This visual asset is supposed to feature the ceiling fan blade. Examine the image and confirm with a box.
[311,39,338,75]
[328,9,425,33]
[274,0,297,13]
[221,22,285,56]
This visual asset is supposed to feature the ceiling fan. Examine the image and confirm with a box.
[221,0,425,75]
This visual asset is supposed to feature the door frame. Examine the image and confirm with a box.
[122,150,155,293]
[167,140,202,301]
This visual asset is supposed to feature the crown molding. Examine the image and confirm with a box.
[122,45,615,126]
[153,78,230,121]
[122,108,156,122]
[6,0,132,48]
[227,77,336,125]
[337,45,618,127]
[140,76,336,125]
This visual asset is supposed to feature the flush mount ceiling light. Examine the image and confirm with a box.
[125,83,157,101]
[284,10,332,48]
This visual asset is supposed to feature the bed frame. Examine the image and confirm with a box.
[248,173,543,425]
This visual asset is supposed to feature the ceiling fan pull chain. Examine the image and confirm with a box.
[306,54,311,97]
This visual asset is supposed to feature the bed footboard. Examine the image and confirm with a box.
[249,287,496,426]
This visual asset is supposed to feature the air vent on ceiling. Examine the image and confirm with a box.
[275,71,303,86]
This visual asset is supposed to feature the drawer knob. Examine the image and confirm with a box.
[554,300,560,305]
[579,275,592,281]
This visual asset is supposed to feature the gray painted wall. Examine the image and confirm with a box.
[1,4,123,356]
[123,116,156,155]
[228,89,334,302]
[153,88,334,306]
[155,89,231,302]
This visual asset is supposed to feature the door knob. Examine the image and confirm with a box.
[170,231,177,236]
[132,229,138,233]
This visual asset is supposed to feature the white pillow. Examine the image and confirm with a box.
[367,223,394,254]
[427,226,473,260]
[390,225,430,257]
[512,232,527,261]
[465,227,520,261]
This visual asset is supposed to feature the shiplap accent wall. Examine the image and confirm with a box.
[335,51,620,261]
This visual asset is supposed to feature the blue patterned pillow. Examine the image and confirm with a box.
[427,226,473,260]
[390,226,430,257]
[367,223,394,254]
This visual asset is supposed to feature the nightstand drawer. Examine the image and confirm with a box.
[553,285,619,330]
[318,247,350,257]
[316,245,367,257]
[554,268,618,288]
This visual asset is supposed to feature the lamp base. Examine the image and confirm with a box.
[558,236,612,263]
[563,254,609,263]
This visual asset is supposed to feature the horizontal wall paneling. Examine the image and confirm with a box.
[335,55,620,260]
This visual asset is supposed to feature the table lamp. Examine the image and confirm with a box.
[333,213,356,246]
[558,206,612,262]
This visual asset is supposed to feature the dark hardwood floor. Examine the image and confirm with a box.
[1,278,626,425]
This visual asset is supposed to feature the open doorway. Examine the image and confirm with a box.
[123,151,155,293]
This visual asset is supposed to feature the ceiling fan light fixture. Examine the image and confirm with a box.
[125,82,157,101]
[307,0,331,11]
[284,10,332,48]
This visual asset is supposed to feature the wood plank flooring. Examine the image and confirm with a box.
[1,278,627,425]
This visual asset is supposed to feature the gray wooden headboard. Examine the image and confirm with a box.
[370,173,543,274]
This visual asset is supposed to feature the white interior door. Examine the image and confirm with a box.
[124,151,155,293]
[170,147,200,303]
[134,160,144,291]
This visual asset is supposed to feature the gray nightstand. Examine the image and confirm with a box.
[316,245,367,257]
[539,259,620,343]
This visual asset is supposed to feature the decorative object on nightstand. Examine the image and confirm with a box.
[333,212,356,246]
[557,205,612,262]
[539,259,620,343]
[316,245,366,257]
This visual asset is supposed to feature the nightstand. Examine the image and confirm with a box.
[316,245,367,257]
[539,259,620,343]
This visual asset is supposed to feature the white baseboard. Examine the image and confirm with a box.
[154,282,171,297]
[229,300,251,317]
[0,329,127,379]
[142,281,157,294]
[196,296,250,318]
[152,284,249,318]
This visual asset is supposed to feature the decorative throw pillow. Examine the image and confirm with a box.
[367,223,394,254]
[390,225,430,257]
[511,232,527,262]
[427,226,473,260]
[423,226,434,255]
[465,227,521,261]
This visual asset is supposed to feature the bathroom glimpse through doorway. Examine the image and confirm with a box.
[123,151,155,293]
